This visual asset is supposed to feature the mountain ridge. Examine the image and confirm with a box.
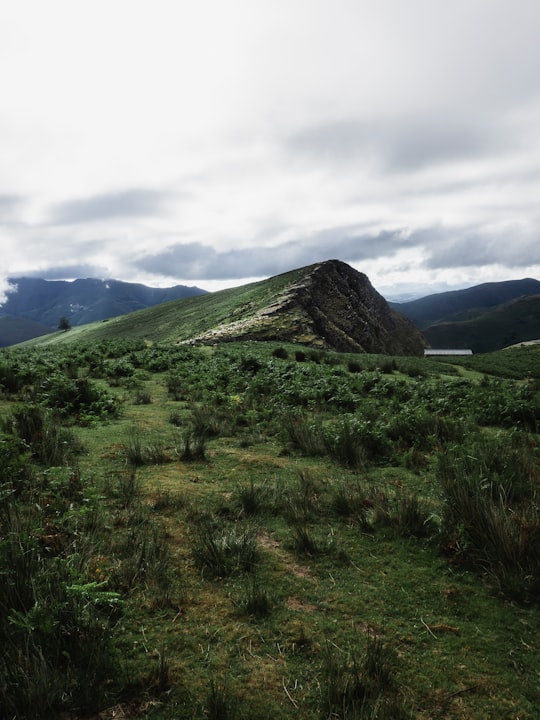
[18,260,426,356]
[393,278,540,352]
[0,277,207,346]
[393,278,540,329]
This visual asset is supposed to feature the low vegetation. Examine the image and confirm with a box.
[1,339,539,718]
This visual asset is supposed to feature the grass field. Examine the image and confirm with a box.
[1,340,539,718]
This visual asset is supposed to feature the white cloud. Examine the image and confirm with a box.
[1,0,540,296]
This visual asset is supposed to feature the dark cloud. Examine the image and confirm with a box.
[134,222,540,283]
[18,263,112,280]
[424,228,540,269]
[287,115,511,173]
[50,189,172,224]
[133,227,415,280]
[0,194,23,223]
[383,120,504,172]
[287,120,374,166]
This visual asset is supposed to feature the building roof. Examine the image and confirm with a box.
[424,349,473,356]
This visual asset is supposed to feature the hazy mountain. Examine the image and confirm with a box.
[0,315,53,347]
[421,294,540,353]
[21,260,426,356]
[392,278,540,352]
[0,278,207,346]
[392,278,540,329]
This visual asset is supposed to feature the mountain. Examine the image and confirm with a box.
[421,294,540,353]
[21,260,426,356]
[392,278,540,329]
[392,278,540,352]
[0,277,207,346]
[0,315,53,347]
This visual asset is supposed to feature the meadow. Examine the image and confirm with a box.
[0,339,539,719]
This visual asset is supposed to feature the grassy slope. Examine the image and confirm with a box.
[2,341,539,718]
[83,346,540,718]
[20,266,310,347]
[423,295,540,353]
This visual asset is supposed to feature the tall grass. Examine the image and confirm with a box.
[191,519,259,578]
[438,434,540,599]
[320,634,409,719]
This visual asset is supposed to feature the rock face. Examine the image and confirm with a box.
[291,260,426,355]
[190,260,426,356]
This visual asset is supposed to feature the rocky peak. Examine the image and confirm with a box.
[288,260,426,355]
[189,260,426,356]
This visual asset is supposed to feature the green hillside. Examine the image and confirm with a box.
[423,294,540,352]
[22,266,310,347]
[394,278,540,329]
[21,261,425,356]
[1,338,539,718]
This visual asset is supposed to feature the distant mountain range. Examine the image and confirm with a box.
[0,278,206,347]
[392,278,540,352]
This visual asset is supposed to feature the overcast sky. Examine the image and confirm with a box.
[1,0,540,302]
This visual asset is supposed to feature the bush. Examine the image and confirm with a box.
[4,405,83,466]
[176,428,206,461]
[0,506,121,718]
[283,414,326,457]
[374,491,436,539]
[329,480,373,530]
[38,374,117,421]
[235,480,268,516]
[236,574,273,618]
[290,523,319,557]
[320,635,408,720]
[124,431,169,466]
[438,437,540,600]
[191,519,259,578]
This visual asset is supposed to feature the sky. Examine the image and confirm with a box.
[1,0,540,303]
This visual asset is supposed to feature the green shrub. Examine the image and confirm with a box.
[191,519,259,578]
[166,372,184,400]
[290,523,320,557]
[235,479,268,516]
[204,674,236,720]
[123,431,169,466]
[4,405,83,466]
[236,574,273,618]
[374,491,437,539]
[283,414,326,457]
[0,509,121,718]
[328,480,373,530]
[320,635,408,720]
[176,428,206,461]
[0,432,33,497]
[37,375,118,422]
[438,437,540,600]
[284,471,323,524]
[133,389,152,405]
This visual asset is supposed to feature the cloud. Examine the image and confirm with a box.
[15,263,113,281]
[50,189,173,224]
[0,278,18,306]
[0,194,24,223]
[423,224,540,269]
[133,227,420,280]
[1,1,540,297]
[286,114,512,173]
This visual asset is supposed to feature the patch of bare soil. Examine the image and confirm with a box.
[258,529,313,579]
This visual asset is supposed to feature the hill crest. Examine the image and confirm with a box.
[21,260,426,356]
